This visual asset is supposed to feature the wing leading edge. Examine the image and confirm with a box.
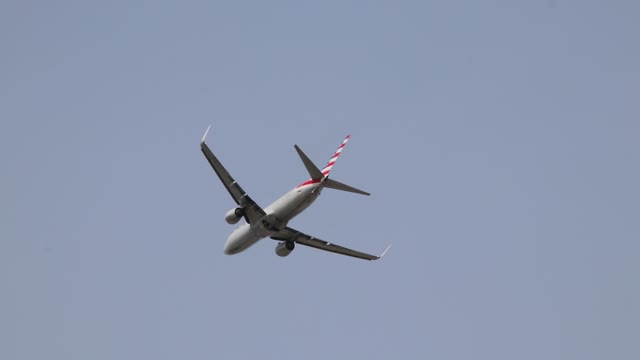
[270,227,390,261]
[200,126,266,224]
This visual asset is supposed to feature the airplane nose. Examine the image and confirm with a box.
[223,237,240,255]
[223,243,237,255]
[223,225,254,255]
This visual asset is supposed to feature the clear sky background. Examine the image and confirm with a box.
[2,1,639,359]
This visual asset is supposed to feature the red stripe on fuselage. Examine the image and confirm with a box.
[296,178,321,188]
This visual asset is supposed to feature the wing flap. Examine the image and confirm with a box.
[271,227,386,261]
[200,127,266,224]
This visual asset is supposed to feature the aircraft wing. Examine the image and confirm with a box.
[200,126,266,224]
[270,227,390,261]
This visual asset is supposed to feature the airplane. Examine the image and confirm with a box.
[200,126,390,261]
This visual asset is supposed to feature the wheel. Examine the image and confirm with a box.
[234,208,244,217]
[285,241,295,250]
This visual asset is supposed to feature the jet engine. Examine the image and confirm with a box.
[275,241,295,257]
[224,207,244,224]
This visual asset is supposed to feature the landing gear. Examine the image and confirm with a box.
[234,207,244,217]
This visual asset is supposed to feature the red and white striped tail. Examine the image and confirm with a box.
[321,135,350,176]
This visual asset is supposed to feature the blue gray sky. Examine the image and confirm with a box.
[2,1,639,359]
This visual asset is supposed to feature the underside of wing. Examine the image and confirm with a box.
[270,227,389,261]
[200,126,265,224]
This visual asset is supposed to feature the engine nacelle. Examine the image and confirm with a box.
[225,207,243,224]
[275,241,295,257]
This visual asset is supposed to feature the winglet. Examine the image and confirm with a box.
[201,125,211,146]
[379,244,392,259]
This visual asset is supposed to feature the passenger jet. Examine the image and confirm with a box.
[200,126,389,261]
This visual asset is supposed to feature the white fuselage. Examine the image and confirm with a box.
[223,181,324,254]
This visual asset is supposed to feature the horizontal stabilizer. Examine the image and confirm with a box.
[324,178,370,196]
[294,145,323,180]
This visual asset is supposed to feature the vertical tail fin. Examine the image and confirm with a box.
[294,134,369,195]
[321,134,350,176]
